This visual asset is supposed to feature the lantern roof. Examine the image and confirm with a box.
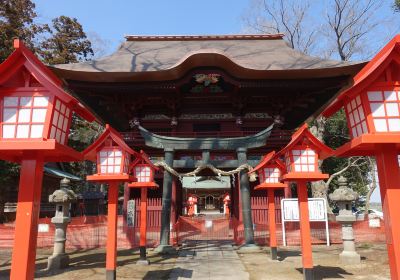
[82,124,138,161]
[131,150,159,170]
[0,39,96,122]
[323,34,400,117]
[248,151,285,175]
[276,123,333,159]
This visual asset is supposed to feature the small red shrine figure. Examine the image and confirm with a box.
[276,123,332,280]
[249,151,287,260]
[128,150,159,265]
[321,35,400,280]
[83,124,136,280]
[223,193,231,215]
[0,39,95,280]
[187,194,198,216]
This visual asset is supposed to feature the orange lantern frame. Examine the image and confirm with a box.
[127,150,159,265]
[83,124,137,280]
[249,151,287,260]
[0,40,95,280]
[321,35,400,280]
[276,124,332,279]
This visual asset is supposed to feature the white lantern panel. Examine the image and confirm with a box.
[60,103,66,114]
[114,150,122,157]
[114,157,122,165]
[30,124,43,138]
[370,103,386,117]
[18,109,31,122]
[100,157,107,165]
[373,119,388,132]
[50,126,56,138]
[32,108,47,122]
[308,165,315,172]
[2,125,15,138]
[4,97,18,106]
[108,157,114,165]
[385,103,399,116]
[20,97,32,107]
[33,96,49,107]
[114,166,121,173]
[100,166,107,173]
[55,100,61,110]
[294,165,302,172]
[61,132,66,144]
[384,91,397,101]
[16,125,29,138]
[107,166,114,173]
[56,130,62,142]
[100,151,107,157]
[57,115,64,128]
[349,113,355,126]
[3,108,17,123]
[388,119,400,132]
[52,111,59,126]
[368,91,383,101]
[62,119,68,131]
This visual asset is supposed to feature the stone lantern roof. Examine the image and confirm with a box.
[329,176,359,202]
[48,178,78,203]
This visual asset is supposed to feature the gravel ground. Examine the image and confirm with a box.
[238,243,390,280]
[0,242,391,279]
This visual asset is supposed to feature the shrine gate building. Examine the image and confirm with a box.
[50,34,365,245]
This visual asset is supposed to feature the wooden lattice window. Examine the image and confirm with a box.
[49,98,71,145]
[262,167,281,183]
[346,95,368,137]
[2,96,49,139]
[134,165,152,183]
[368,90,400,132]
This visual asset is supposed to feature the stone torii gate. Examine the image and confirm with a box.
[136,125,274,253]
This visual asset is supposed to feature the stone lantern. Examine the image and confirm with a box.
[47,178,77,271]
[329,176,360,264]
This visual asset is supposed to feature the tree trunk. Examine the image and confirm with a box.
[311,180,332,213]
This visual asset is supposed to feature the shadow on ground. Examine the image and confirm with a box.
[0,248,178,279]
[296,265,353,280]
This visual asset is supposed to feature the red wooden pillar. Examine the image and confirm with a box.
[171,179,177,224]
[375,144,400,280]
[138,187,150,264]
[297,180,313,279]
[10,158,44,280]
[267,189,278,260]
[106,182,119,280]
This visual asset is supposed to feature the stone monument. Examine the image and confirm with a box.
[329,176,361,264]
[47,178,77,271]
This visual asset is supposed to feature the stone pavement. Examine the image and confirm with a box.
[169,240,249,280]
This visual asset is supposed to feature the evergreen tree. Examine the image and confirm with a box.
[39,16,94,65]
[0,0,49,62]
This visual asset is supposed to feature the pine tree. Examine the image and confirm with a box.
[0,0,49,62]
[39,16,94,65]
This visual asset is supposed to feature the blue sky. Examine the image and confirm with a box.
[33,0,399,203]
[34,0,249,54]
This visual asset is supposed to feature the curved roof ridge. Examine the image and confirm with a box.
[124,34,285,41]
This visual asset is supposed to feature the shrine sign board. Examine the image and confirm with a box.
[281,198,330,246]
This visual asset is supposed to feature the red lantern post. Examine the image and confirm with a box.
[0,40,95,280]
[321,35,400,280]
[276,124,332,280]
[83,124,136,280]
[128,150,159,265]
[248,151,287,260]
